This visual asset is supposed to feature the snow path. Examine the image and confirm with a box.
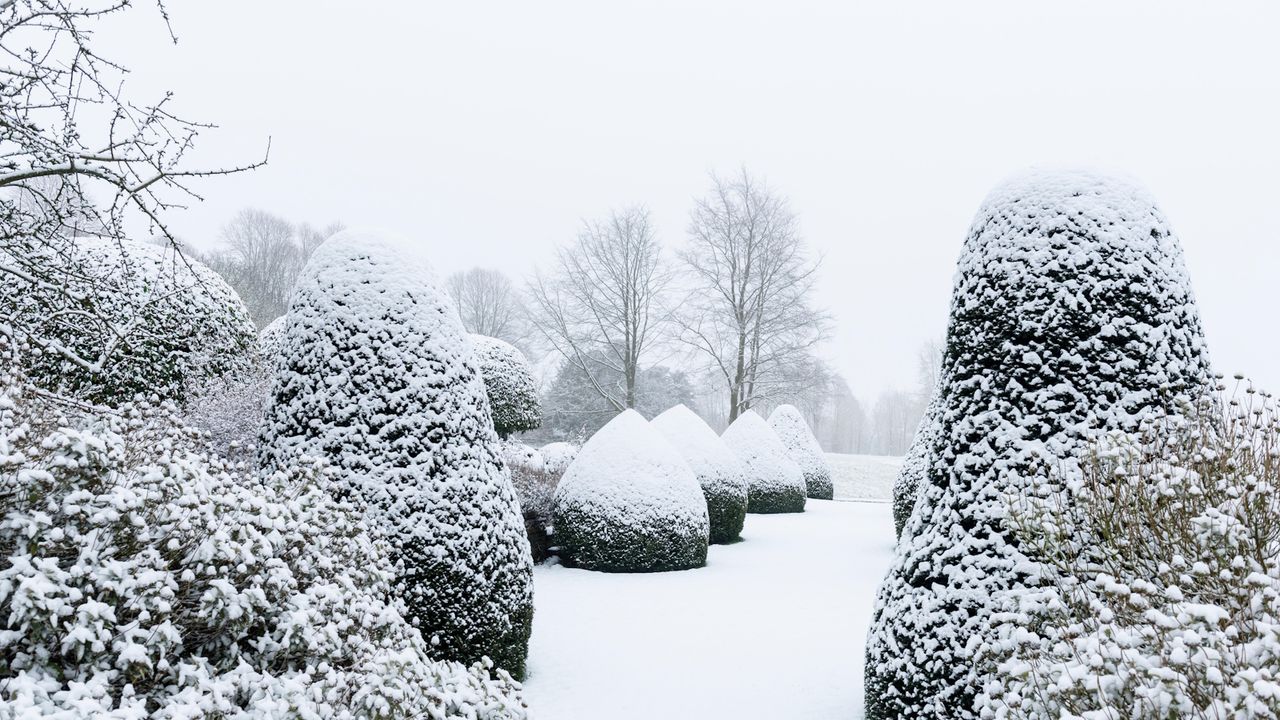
[523,500,896,719]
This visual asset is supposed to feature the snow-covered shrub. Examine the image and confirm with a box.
[258,230,534,677]
[470,334,542,439]
[891,391,940,539]
[721,410,806,514]
[540,441,579,474]
[652,404,749,544]
[768,404,833,500]
[864,170,1212,720]
[552,409,709,572]
[2,237,257,405]
[501,441,557,563]
[259,314,288,366]
[980,385,1280,719]
[0,361,529,719]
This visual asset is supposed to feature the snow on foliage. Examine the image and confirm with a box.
[470,334,542,439]
[864,169,1213,719]
[721,410,806,514]
[978,388,1280,719]
[1,237,257,405]
[891,391,940,539]
[553,409,709,572]
[258,314,288,366]
[651,404,749,544]
[540,441,579,475]
[768,404,833,500]
[0,361,529,718]
[258,230,534,677]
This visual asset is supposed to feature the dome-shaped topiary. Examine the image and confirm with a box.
[469,334,542,439]
[552,409,709,572]
[891,391,940,540]
[258,229,534,678]
[767,404,833,500]
[721,410,806,514]
[3,237,257,405]
[651,404,750,544]
[863,170,1213,719]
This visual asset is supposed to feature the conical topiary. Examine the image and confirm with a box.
[552,409,709,572]
[767,404,833,500]
[651,404,750,544]
[863,170,1213,719]
[258,229,534,677]
[721,410,806,514]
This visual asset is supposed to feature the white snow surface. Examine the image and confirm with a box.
[553,409,708,534]
[768,404,832,481]
[651,404,749,501]
[524,500,895,719]
[827,453,904,501]
[720,410,805,499]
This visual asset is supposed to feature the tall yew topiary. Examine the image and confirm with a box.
[863,170,1212,719]
[259,230,534,678]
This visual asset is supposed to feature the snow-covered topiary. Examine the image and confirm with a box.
[540,441,579,475]
[258,230,534,677]
[891,391,940,540]
[652,404,749,543]
[768,404,833,500]
[2,237,257,405]
[470,334,542,439]
[721,410,807,514]
[552,409,709,572]
[0,361,529,719]
[863,169,1212,719]
[258,314,288,366]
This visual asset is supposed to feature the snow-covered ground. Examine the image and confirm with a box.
[826,453,903,501]
[523,500,896,719]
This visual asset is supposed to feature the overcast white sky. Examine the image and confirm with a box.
[103,1,1280,400]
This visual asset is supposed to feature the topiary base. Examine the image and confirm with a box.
[747,486,806,514]
[553,505,708,572]
[804,471,834,500]
[705,488,748,544]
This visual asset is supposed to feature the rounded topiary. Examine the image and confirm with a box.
[891,391,940,540]
[651,404,750,544]
[864,170,1213,719]
[721,410,806,514]
[469,334,541,439]
[552,409,709,572]
[767,404,834,500]
[258,229,534,678]
[4,237,257,405]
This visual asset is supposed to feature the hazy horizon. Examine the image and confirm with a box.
[100,1,1280,400]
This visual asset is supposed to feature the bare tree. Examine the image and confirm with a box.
[0,0,263,384]
[528,206,670,411]
[446,268,526,343]
[677,169,829,422]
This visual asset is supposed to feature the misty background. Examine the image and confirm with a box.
[97,1,1280,437]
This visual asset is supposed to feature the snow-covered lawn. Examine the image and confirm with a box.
[523,499,896,719]
[826,453,902,501]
